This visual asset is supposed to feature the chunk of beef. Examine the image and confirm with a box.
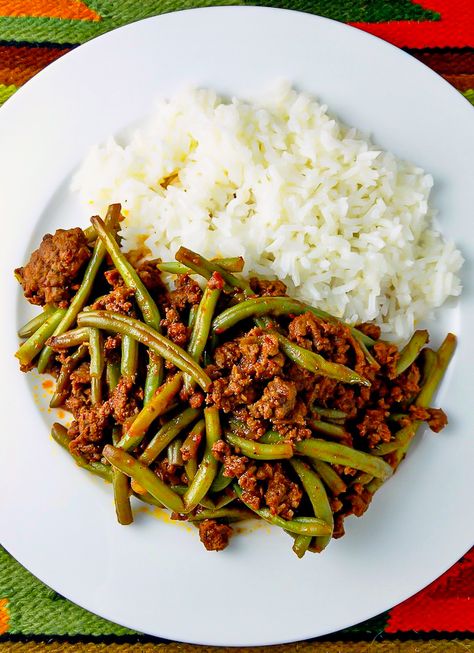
[160,307,189,347]
[249,277,287,297]
[91,286,135,315]
[108,377,141,424]
[357,408,391,448]
[169,274,202,310]
[198,519,233,551]
[68,401,112,462]
[249,377,297,420]
[15,228,91,307]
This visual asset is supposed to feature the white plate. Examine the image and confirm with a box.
[0,7,473,646]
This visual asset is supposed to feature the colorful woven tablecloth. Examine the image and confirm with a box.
[1,1,473,651]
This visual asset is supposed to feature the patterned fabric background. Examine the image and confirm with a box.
[0,1,473,651]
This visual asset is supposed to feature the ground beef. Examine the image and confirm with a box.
[108,377,141,424]
[288,312,352,365]
[154,459,185,486]
[356,323,381,340]
[409,405,447,432]
[237,462,302,518]
[91,286,136,315]
[64,362,91,416]
[160,307,189,347]
[249,277,287,297]
[15,228,91,307]
[373,342,399,379]
[68,401,112,461]
[248,377,297,420]
[198,519,233,551]
[357,409,392,448]
[169,274,203,310]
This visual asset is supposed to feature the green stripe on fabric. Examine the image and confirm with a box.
[0,547,137,636]
[0,0,440,46]
[0,83,17,105]
[463,89,474,105]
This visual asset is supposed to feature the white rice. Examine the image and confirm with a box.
[72,83,463,339]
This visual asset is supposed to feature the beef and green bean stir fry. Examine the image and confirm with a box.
[15,204,456,555]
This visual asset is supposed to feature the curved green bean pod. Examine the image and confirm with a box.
[395,329,429,376]
[77,311,211,391]
[168,484,216,510]
[256,317,370,386]
[214,490,237,509]
[18,305,56,339]
[296,439,393,481]
[112,426,133,525]
[209,465,233,493]
[290,459,333,552]
[51,423,112,482]
[181,419,205,482]
[225,432,293,460]
[47,326,91,349]
[103,445,185,513]
[121,335,139,380]
[189,507,252,522]
[139,407,201,466]
[167,438,183,466]
[118,373,183,452]
[158,257,244,275]
[15,308,66,366]
[37,204,121,373]
[185,281,222,391]
[106,359,121,394]
[50,343,89,408]
[144,353,164,405]
[310,419,350,440]
[310,460,347,496]
[292,535,312,558]
[212,296,375,346]
[184,407,221,511]
[176,247,253,295]
[134,491,165,508]
[234,485,331,536]
[89,327,104,405]
[83,225,96,242]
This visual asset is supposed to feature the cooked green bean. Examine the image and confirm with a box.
[139,407,201,466]
[169,484,215,509]
[176,247,253,295]
[209,465,233,493]
[134,491,165,508]
[234,485,331,536]
[184,407,221,511]
[181,419,205,482]
[18,305,56,339]
[118,373,183,452]
[290,459,333,552]
[225,432,293,460]
[15,308,66,366]
[158,257,245,275]
[189,507,252,522]
[77,311,211,391]
[51,423,112,482]
[296,439,393,480]
[358,338,381,370]
[351,472,373,486]
[310,418,349,440]
[310,460,347,496]
[256,317,370,386]
[312,407,347,420]
[50,343,89,408]
[292,535,312,558]
[395,329,429,376]
[89,327,104,405]
[214,490,237,509]
[47,326,91,349]
[37,204,121,373]
[168,438,183,466]
[106,359,121,393]
[103,445,185,513]
[121,335,139,380]
[112,426,133,525]
[83,225,96,242]
[185,280,222,392]
[212,296,375,346]
[144,353,164,405]
[421,348,437,385]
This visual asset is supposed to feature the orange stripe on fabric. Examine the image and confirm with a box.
[0,598,9,635]
[350,0,474,49]
[0,0,100,21]
[0,44,71,86]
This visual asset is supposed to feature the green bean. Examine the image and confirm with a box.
[106,360,121,393]
[158,257,245,275]
[312,407,347,420]
[290,459,333,552]
[176,247,253,295]
[358,338,381,370]
[256,317,370,386]
[310,460,347,496]
[213,490,237,509]
[139,407,201,466]
[50,343,89,408]
[351,472,374,486]
[184,407,221,511]
[83,225,96,242]
[296,439,393,480]
[181,419,205,482]
[185,280,222,391]
[167,438,183,466]
[375,334,456,458]
[395,330,429,376]
[112,426,133,525]
[421,348,437,385]
[310,419,349,441]
[188,507,252,522]
[18,305,56,339]
[292,535,312,558]
[51,423,112,482]
[15,308,66,366]
[47,326,91,349]
[118,373,183,452]
[209,465,233,493]
[134,491,164,508]
[258,430,281,444]
[212,296,375,346]
[187,305,198,330]
[144,353,164,405]
[77,311,211,391]
[37,204,121,373]
[234,485,331,536]
[89,328,104,405]
[225,432,293,460]
[121,335,139,380]
[169,484,216,509]
[103,445,185,513]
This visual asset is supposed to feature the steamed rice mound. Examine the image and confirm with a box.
[72,83,463,339]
